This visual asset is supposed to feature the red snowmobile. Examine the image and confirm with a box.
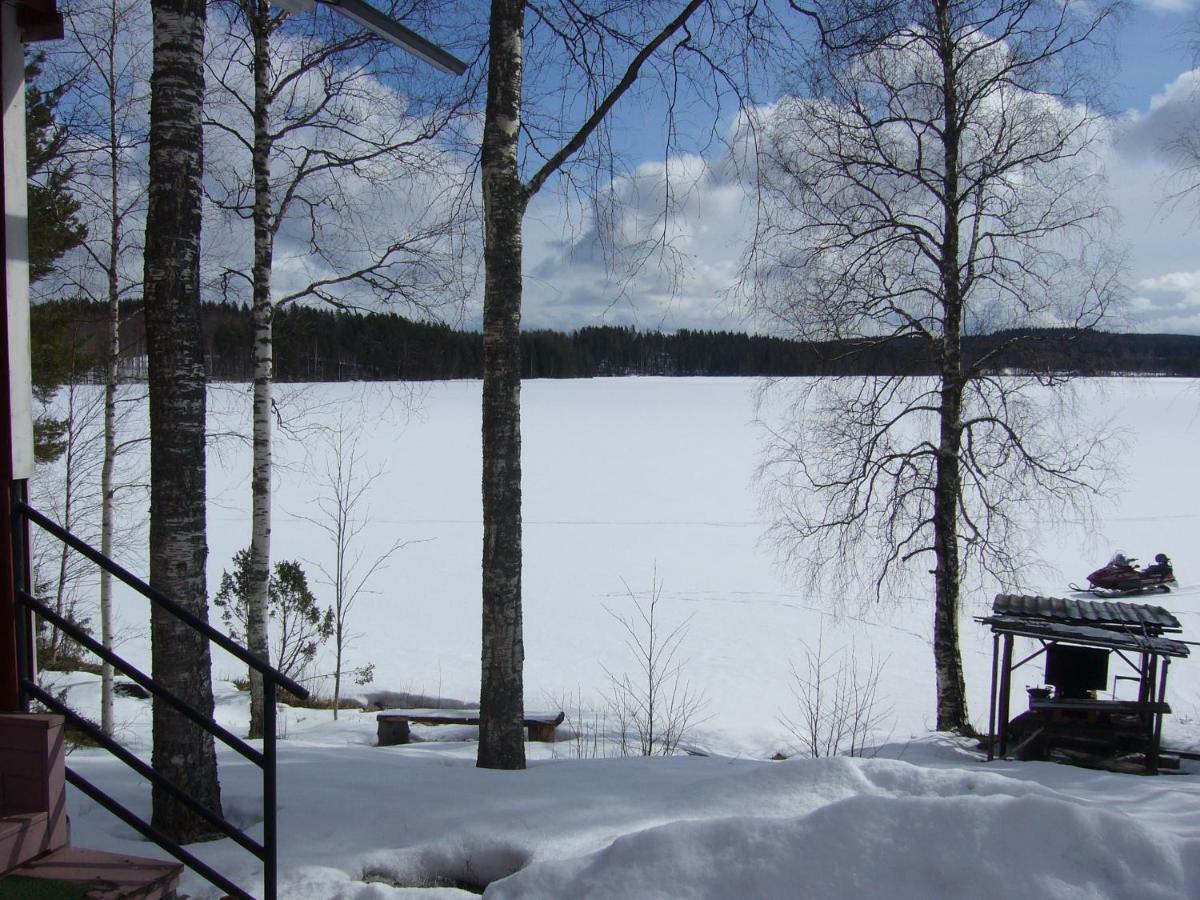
[1072,552,1176,596]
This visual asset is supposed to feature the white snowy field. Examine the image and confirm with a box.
[34,375,1200,897]
[51,673,1200,899]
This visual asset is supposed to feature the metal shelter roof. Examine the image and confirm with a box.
[979,616,1190,658]
[991,593,1182,633]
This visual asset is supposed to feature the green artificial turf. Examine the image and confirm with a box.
[0,875,96,899]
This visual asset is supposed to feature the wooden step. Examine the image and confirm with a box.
[1,846,183,899]
[1,810,68,873]
[1,713,72,873]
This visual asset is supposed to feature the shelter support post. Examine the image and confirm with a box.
[997,633,1014,758]
[1138,653,1151,704]
[987,633,999,761]
[1150,657,1170,775]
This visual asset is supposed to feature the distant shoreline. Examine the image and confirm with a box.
[35,298,1200,381]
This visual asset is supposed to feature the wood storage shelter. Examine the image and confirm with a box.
[979,594,1189,774]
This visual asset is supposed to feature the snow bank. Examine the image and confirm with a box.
[488,792,1200,900]
[53,675,1200,899]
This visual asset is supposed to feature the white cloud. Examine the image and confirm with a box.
[517,44,1200,336]
[1112,70,1200,161]
[1121,268,1200,330]
[1136,270,1200,292]
[1099,70,1200,333]
[519,149,758,332]
[1131,0,1199,12]
[40,1,1200,338]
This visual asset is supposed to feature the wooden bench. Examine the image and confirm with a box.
[376,709,565,746]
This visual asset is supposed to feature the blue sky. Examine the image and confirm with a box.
[185,1,1200,335]
[1112,3,1194,111]
[513,1,1200,335]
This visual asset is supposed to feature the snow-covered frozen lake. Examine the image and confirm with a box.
[46,376,1200,756]
[36,375,1200,898]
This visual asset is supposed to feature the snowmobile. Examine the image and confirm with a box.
[1070,552,1176,596]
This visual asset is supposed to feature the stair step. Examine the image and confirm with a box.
[1,811,68,873]
[0,847,183,900]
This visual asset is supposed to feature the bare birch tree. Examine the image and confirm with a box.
[144,0,222,841]
[28,317,104,671]
[477,0,764,769]
[603,573,706,756]
[747,0,1122,731]
[50,0,151,737]
[298,413,404,717]
[204,0,472,738]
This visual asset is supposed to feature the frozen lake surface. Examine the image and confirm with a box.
[38,375,1200,898]
[44,375,1200,756]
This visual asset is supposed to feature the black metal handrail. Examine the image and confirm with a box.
[11,495,307,900]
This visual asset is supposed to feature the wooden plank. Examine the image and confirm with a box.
[379,713,478,727]
[376,710,564,746]
[376,709,564,727]
[1029,698,1170,714]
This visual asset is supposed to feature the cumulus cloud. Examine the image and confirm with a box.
[1096,68,1200,333]
[520,146,758,332]
[520,35,1200,337]
[1112,70,1200,161]
[1114,269,1200,332]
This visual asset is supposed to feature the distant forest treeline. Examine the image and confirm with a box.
[37,299,1200,380]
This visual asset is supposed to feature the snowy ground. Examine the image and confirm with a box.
[52,672,1200,899]
[33,376,1200,897]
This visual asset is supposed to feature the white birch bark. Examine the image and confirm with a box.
[52,0,151,736]
[99,0,122,738]
[145,0,222,842]
[245,0,274,741]
[476,0,709,769]
[478,0,529,772]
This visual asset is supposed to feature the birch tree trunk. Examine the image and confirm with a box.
[475,0,709,768]
[51,384,79,667]
[144,0,222,841]
[246,0,274,741]
[478,0,529,770]
[931,372,967,731]
[99,0,122,738]
[205,0,470,735]
[931,5,967,731]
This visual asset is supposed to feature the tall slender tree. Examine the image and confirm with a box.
[749,0,1121,730]
[204,0,471,738]
[144,0,222,840]
[297,413,403,717]
[52,0,151,737]
[477,0,754,769]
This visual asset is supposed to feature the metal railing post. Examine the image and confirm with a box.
[9,500,307,900]
[11,481,30,712]
[264,676,278,900]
